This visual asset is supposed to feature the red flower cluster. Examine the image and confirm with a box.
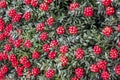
[84,7,94,17]
[4,44,12,52]
[90,60,109,79]
[93,45,102,55]
[68,26,78,35]
[0,52,8,61]
[114,64,120,75]
[39,3,49,11]
[39,32,48,41]
[59,45,68,54]
[9,54,19,67]
[24,0,38,7]
[60,56,68,67]
[46,17,55,26]
[0,0,6,8]
[101,71,110,80]
[90,64,99,73]
[101,0,111,7]
[102,26,113,37]
[71,76,79,80]
[20,56,31,68]
[75,67,84,78]
[32,51,40,59]
[97,60,108,70]
[109,48,119,59]
[69,2,79,11]
[50,39,58,47]
[42,43,50,53]
[74,48,84,60]
[23,12,31,21]
[106,6,115,16]
[32,67,40,76]
[56,26,65,35]
[48,51,57,59]
[24,40,32,49]
[36,22,45,31]
[0,65,8,79]
[45,69,55,79]
[16,66,24,77]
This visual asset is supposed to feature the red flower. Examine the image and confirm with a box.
[102,26,113,37]
[8,9,16,17]
[39,3,49,11]
[50,39,58,47]
[32,51,40,59]
[1,52,8,60]
[71,76,79,80]
[23,62,31,68]
[106,6,115,16]
[0,65,8,74]
[16,66,24,77]
[13,39,22,48]
[44,0,53,4]
[4,44,12,52]
[9,54,17,62]
[60,56,68,67]
[68,26,78,34]
[90,64,99,73]
[45,69,55,79]
[24,40,32,49]
[46,17,55,26]
[118,39,120,48]
[0,53,2,61]
[8,36,13,44]
[56,26,65,35]
[39,32,48,41]
[48,51,57,59]
[97,60,107,70]
[12,13,22,23]
[114,64,120,75]
[0,18,5,26]
[24,0,31,5]
[0,0,7,8]
[0,25,4,32]
[118,24,120,32]
[32,67,40,76]
[0,71,4,79]
[93,45,102,55]
[69,2,79,11]
[3,31,9,38]
[74,48,84,60]
[0,18,5,32]
[101,71,110,80]
[23,12,31,21]
[20,56,31,68]
[31,0,38,7]
[84,7,94,17]
[42,43,50,53]
[5,24,13,32]
[0,33,5,41]
[11,60,19,67]
[75,67,84,78]
[101,0,111,7]
[109,48,119,59]
[20,56,28,64]
[36,22,45,31]
[59,45,68,54]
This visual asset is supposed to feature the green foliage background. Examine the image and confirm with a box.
[0,0,120,80]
